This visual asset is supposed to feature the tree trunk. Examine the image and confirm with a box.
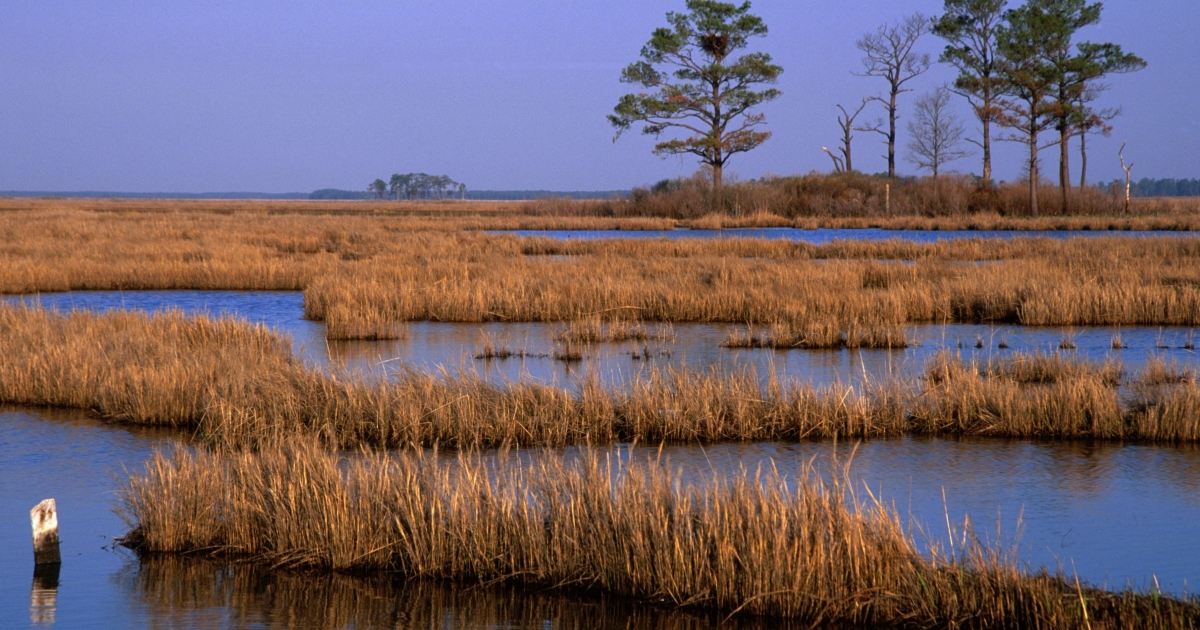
[1079,132,1088,189]
[1059,127,1070,213]
[887,91,898,178]
[981,117,992,186]
[1028,124,1040,217]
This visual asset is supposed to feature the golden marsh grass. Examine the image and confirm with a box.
[4,306,1199,446]
[117,440,1200,628]
[5,200,1200,333]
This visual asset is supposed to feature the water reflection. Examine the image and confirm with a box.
[119,555,808,630]
[30,564,59,626]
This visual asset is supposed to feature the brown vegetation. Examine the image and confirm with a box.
[612,172,1200,221]
[723,321,910,349]
[5,199,1200,335]
[117,440,1200,628]
[308,234,1200,330]
[4,306,1199,447]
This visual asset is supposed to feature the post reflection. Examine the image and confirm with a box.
[119,555,816,630]
[31,563,60,626]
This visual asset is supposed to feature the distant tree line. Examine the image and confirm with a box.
[367,173,465,200]
[1094,178,1200,198]
[307,188,630,201]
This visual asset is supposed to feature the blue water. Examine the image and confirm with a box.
[492,227,1196,243]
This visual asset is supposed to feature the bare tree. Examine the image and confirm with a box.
[906,86,972,180]
[856,13,932,178]
[821,147,844,173]
[1118,142,1133,214]
[833,99,870,173]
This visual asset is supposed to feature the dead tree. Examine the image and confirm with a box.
[906,86,972,184]
[856,13,932,179]
[1118,142,1133,214]
[834,99,870,173]
[821,147,845,172]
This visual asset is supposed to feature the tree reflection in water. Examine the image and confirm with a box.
[117,554,816,630]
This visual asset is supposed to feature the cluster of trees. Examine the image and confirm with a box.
[367,173,465,200]
[1096,178,1200,198]
[610,0,1146,215]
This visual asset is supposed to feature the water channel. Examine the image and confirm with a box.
[1,289,1198,627]
[493,227,1197,243]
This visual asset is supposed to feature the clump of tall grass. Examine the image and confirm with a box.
[983,351,1124,386]
[324,309,408,340]
[554,317,674,344]
[723,321,909,349]
[0,305,300,426]
[1137,356,1196,386]
[473,332,543,359]
[118,440,1200,628]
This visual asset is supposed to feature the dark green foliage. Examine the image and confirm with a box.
[933,0,1008,184]
[609,0,782,188]
[381,173,462,200]
[309,189,368,200]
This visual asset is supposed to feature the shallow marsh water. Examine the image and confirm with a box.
[2,289,1200,626]
[493,227,1196,243]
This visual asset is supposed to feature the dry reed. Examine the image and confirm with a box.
[723,321,910,349]
[4,306,1198,446]
[117,440,1200,628]
[6,200,1200,332]
[305,234,1200,329]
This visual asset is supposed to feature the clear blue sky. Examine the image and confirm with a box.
[1,1,1194,192]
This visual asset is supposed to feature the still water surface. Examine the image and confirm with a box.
[2,290,1199,627]
[493,227,1196,243]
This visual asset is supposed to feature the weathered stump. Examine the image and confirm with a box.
[30,499,61,566]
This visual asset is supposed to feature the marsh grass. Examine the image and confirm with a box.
[117,440,1200,628]
[554,318,676,345]
[3,307,1198,446]
[473,332,544,360]
[324,309,408,341]
[307,235,1200,330]
[552,342,583,362]
[722,322,910,350]
[6,202,1200,331]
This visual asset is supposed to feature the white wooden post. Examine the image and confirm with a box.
[31,499,61,566]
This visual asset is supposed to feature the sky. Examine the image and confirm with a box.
[1,1,1196,193]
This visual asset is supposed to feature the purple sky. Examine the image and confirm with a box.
[1,1,1195,192]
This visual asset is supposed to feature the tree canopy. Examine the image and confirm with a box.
[609,0,782,189]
